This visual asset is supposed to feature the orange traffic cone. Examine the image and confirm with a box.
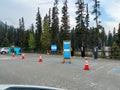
[84,57,90,70]
[22,53,25,59]
[39,56,43,62]
[12,53,15,57]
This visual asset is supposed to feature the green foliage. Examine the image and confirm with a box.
[111,42,120,58]
[51,0,59,46]
[18,17,25,48]
[24,30,30,50]
[41,15,51,51]
[35,7,42,51]
[92,0,101,27]
[29,33,35,49]
[75,0,85,29]
[117,23,120,47]
[60,0,70,45]
[107,31,113,47]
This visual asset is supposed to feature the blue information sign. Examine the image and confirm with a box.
[63,41,71,59]
[51,44,57,52]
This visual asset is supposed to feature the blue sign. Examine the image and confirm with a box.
[63,41,71,59]
[51,44,57,52]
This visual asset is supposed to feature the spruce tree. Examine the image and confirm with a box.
[60,0,70,44]
[118,23,120,47]
[92,0,101,46]
[51,0,59,47]
[107,31,113,47]
[35,7,42,51]
[41,15,51,51]
[75,0,85,49]
[18,17,25,48]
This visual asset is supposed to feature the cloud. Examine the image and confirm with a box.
[100,0,120,32]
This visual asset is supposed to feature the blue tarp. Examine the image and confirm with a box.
[8,47,21,55]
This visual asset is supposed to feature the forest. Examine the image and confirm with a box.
[0,0,120,58]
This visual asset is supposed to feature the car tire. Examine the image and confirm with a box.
[2,51,6,55]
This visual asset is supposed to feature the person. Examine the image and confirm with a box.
[81,44,85,57]
[71,47,74,56]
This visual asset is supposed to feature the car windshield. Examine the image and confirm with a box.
[0,0,120,90]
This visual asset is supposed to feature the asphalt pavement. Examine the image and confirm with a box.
[0,53,120,90]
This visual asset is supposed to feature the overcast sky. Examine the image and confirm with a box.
[0,0,120,34]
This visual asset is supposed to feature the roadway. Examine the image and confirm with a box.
[0,53,120,90]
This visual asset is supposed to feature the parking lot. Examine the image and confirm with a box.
[0,53,120,90]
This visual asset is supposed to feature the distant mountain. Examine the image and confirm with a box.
[0,21,5,27]
[0,20,16,29]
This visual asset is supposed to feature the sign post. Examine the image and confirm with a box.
[62,40,71,63]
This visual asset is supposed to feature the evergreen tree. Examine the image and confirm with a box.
[75,0,86,49]
[85,3,89,29]
[107,31,113,47]
[0,26,4,46]
[24,30,29,51]
[7,26,15,46]
[2,22,9,46]
[71,28,75,50]
[89,27,95,48]
[60,0,70,45]
[48,8,51,27]
[117,23,120,47]
[113,27,117,42]
[18,17,25,48]
[41,15,51,51]
[35,7,42,51]
[29,33,35,50]
[30,24,34,34]
[99,27,107,48]
[75,0,85,29]
[92,0,101,28]
[29,24,35,50]
[92,0,101,46]
[51,0,59,47]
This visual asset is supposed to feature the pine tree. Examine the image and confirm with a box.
[29,24,35,50]
[7,26,15,45]
[0,26,4,46]
[24,30,29,51]
[48,8,51,27]
[113,27,117,42]
[92,0,101,28]
[60,0,70,45]
[2,22,9,46]
[75,0,85,29]
[51,0,59,47]
[30,24,34,34]
[71,28,75,51]
[107,31,113,47]
[92,0,101,46]
[75,0,86,49]
[99,27,107,48]
[29,33,35,50]
[118,23,120,47]
[18,17,25,48]
[35,7,42,51]
[41,15,51,51]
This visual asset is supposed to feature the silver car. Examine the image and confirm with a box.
[0,47,10,54]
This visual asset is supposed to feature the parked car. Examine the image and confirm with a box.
[0,47,10,54]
